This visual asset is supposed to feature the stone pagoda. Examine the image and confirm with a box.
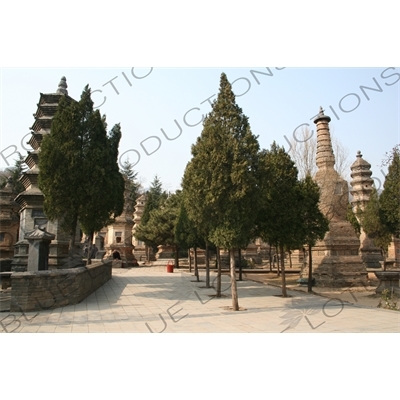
[12,77,79,271]
[350,151,383,268]
[0,178,21,260]
[132,194,153,261]
[104,179,136,266]
[302,107,367,286]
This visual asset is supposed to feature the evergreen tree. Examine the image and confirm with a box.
[121,158,141,216]
[346,202,361,236]
[0,153,26,194]
[257,142,301,297]
[175,199,206,281]
[78,122,125,263]
[135,175,168,260]
[360,188,392,266]
[141,175,167,225]
[379,146,400,238]
[39,86,125,260]
[182,72,261,311]
[39,94,84,249]
[298,175,329,292]
[136,191,181,266]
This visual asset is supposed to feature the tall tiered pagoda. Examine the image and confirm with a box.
[301,107,367,286]
[350,151,382,268]
[12,77,79,271]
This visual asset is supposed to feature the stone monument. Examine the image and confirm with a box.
[25,227,55,271]
[12,77,80,271]
[302,107,367,287]
[104,179,137,267]
[350,151,383,268]
[0,178,20,260]
[132,194,154,261]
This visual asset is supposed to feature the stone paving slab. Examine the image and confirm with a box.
[1,265,399,333]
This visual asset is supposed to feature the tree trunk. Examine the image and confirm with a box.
[194,247,199,282]
[238,248,243,281]
[269,244,273,272]
[68,214,78,252]
[307,243,313,293]
[205,242,210,288]
[289,250,292,268]
[382,248,387,271]
[87,231,94,265]
[216,247,221,297]
[280,245,287,297]
[230,249,239,310]
[189,248,192,273]
[276,247,280,276]
[175,246,179,269]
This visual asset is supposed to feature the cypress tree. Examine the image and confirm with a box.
[182,72,261,311]
[39,86,125,260]
[379,146,400,238]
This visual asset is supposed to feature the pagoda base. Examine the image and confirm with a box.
[133,246,147,262]
[301,255,367,287]
[156,245,175,259]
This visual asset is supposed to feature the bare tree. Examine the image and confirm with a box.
[288,126,350,180]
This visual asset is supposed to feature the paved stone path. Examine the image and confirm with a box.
[1,265,399,333]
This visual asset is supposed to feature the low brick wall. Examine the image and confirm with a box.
[10,260,112,312]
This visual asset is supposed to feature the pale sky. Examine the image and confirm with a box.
[1,67,399,192]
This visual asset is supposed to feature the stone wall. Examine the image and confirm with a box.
[10,260,112,312]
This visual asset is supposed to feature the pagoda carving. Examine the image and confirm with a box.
[132,194,154,261]
[301,107,367,286]
[12,77,80,271]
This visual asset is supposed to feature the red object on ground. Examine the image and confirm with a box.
[166,260,174,273]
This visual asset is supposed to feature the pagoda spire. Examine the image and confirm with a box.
[300,107,367,287]
[314,106,335,171]
[56,76,68,95]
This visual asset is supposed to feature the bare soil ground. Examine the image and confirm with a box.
[242,271,385,309]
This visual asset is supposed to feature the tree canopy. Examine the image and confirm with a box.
[257,142,303,296]
[379,146,400,238]
[39,85,125,258]
[0,153,27,194]
[182,72,261,310]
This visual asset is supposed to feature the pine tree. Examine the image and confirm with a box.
[121,159,141,216]
[175,199,206,281]
[257,142,301,297]
[78,122,125,263]
[182,72,261,311]
[136,191,181,266]
[298,175,329,292]
[135,175,168,260]
[1,153,26,195]
[360,188,392,266]
[39,86,125,260]
[379,146,400,238]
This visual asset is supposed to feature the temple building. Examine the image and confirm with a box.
[11,78,80,271]
[350,151,383,268]
[301,107,367,286]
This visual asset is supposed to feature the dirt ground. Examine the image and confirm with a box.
[242,270,394,309]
